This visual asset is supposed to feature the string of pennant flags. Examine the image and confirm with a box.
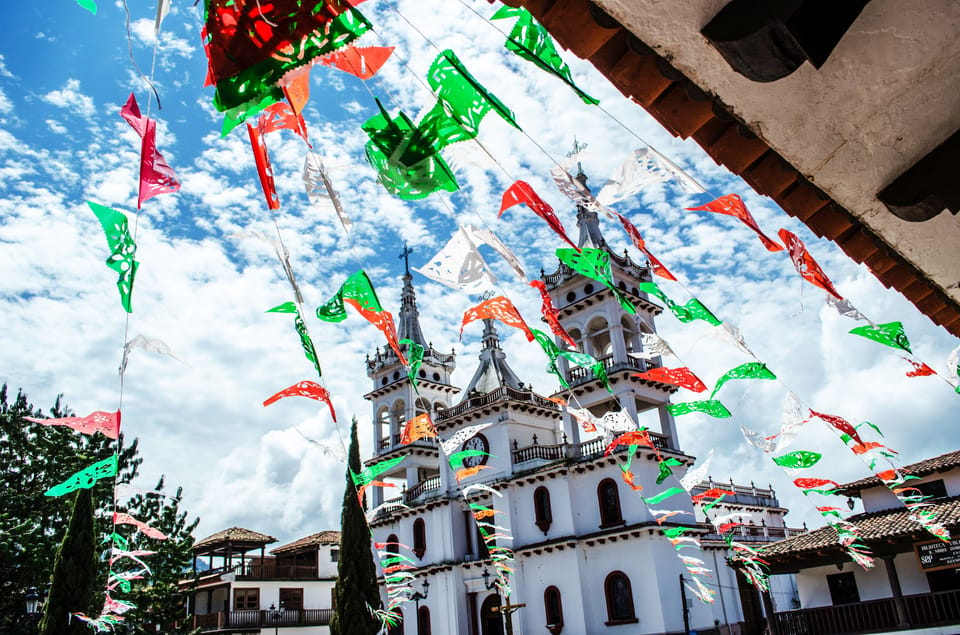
[49,0,960,629]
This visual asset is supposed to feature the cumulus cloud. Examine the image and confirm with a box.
[41,78,96,119]
[1,0,957,549]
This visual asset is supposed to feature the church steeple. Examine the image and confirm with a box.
[397,244,428,348]
[461,319,523,399]
[574,171,608,250]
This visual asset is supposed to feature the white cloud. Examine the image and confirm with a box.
[2,0,958,552]
[41,78,96,119]
[46,119,67,134]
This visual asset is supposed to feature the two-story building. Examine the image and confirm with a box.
[760,449,960,635]
[181,527,340,634]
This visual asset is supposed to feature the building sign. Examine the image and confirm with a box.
[915,538,960,572]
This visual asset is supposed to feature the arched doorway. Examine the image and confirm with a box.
[480,594,504,635]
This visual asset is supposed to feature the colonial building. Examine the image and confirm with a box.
[760,450,960,635]
[180,528,340,634]
[363,179,801,635]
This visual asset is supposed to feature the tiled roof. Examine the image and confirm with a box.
[760,497,960,562]
[194,527,277,550]
[838,449,960,495]
[271,530,342,555]
[515,0,960,337]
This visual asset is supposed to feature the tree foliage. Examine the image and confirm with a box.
[0,385,198,634]
[39,488,96,635]
[330,418,381,635]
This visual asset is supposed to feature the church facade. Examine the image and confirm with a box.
[363,186,793,635]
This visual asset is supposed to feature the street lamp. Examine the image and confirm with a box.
[481,569,523,635]
[410,579,430,634]
[268,601,284,635]
[24,586,46,627]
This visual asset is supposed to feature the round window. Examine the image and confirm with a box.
[584,283,595,294]
[566,292,576,302]
[433,372,441,381]
[393,371,400,380]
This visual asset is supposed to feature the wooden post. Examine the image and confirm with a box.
[761,588,781,635]
[883,555,909,627]
[680,575,690,634]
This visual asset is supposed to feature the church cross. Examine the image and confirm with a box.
[399,243,414,275]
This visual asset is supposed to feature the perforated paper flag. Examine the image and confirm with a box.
[26,410,120,440]
[88,202,139,313]
[849,321,912,353]
[45,455,118,497]
[500,181,578,251]
[778,228,843,299]
[491,6,598,105]
[686,194,783,252]
[263,381,336,422]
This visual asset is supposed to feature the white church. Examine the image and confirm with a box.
[363,175,802,635]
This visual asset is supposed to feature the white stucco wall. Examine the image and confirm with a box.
[592,0,960,308]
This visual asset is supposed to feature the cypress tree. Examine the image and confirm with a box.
[330,418,381,635]
[39,486,97,635]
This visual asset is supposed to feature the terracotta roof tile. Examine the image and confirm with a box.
[760,497,960,562]
[194,527,277,550]
[271,531,342,555]
[838,450,960,495]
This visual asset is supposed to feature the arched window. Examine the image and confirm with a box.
[415,398,430,417]
[413,518,427,559]
[587,317,612,359]
[604,571,637,624]
[386,534,400,557]
[533,487,552,534]
[392,401,406,445]
[377,407,390,449]
[417,606,431,635]
[544,586,563,631]
[621,315,640,355]
[597,479,623,527]
[567,328,583,352]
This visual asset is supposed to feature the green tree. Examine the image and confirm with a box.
[39,487,97,635]
[0,385,196,633]
[330,418,381,635]
[119,477,200,634]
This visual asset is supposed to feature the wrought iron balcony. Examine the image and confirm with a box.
[192,608,334,632]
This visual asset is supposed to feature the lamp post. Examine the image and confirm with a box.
[410,579,430,634]
[24,585,45,629]
[268,601,284,635]
[481,569,524,635]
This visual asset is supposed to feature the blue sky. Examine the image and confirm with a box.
[1,0,958,546]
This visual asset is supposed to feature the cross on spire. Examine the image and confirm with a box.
[567,137,588,178]
[399,243,414,275]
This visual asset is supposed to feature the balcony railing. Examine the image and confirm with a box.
[774,588,960,634]
[579,432,667,458]
[701,524,806,544]
[692,479,780,508]
[379,434,438,452]
[404,476,441,503]
[512,442,566,465]
[567,353,648,386]
[234,561,319,580]
[192,608,334,632]
[436,385,559,422]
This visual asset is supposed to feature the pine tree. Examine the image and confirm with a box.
[39,487,97,635]
[330,418,382,635]
[119,477,200,634]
